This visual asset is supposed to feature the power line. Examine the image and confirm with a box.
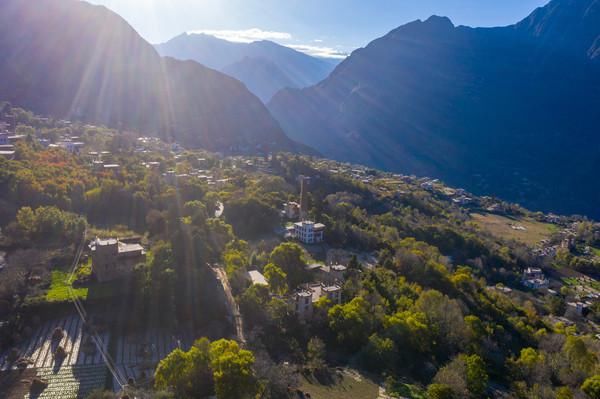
[66,229,126,390]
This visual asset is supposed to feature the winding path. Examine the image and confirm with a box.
[209,265,246,345]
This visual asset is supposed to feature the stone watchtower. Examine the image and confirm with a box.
[90,237,145,283]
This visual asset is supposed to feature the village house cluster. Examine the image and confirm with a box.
[0,120,24,160]
[247,262,347,320]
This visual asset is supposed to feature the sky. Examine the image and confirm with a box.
[87,0,550,58]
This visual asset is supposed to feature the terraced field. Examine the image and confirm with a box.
[23,365,107,399]
[0,315,196,396]
[0,316,110,372]
[111,329,194,390]
[0,315,110,398]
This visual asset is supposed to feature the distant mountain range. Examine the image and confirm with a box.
[155,33,338,102]
[0,0,303,154]
[268,0,600,218]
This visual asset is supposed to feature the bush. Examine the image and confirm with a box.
[581,375,600,398]
[427,383,455,399]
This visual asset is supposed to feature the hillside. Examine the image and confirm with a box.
[0,0,300,153]
[155,33,338,102]
[268,0,600,218]
[0,104,599,398]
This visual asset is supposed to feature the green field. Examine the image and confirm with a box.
[46,270,88,302]
[43,262,118,303]
[300,372,380,399]
[471,213,557,246]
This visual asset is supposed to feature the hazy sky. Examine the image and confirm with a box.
[87,0,550,58]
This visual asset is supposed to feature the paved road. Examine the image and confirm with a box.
[209,265,246,345]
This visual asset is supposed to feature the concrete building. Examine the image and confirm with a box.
[522,267,549,289]
[283,202,300,219]
[0,150,15,160]
[567,301,590,316]
[293,221,325,244]
[0,144,15,159]
[292,283,342,320]
[247,270,268,286]
[0,132,8,145]
[89,237,146,283]
[293,289,314,319]
[57,141,85,154]
[319,264,347,284]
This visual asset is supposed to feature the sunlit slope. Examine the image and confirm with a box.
[0,0,299,153]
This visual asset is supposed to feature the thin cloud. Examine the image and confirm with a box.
[187,28,291,43]
[289,44,348,59]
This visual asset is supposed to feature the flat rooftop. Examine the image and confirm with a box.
[247,270,268,286]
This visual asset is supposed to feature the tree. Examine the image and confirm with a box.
[563,336,597,374]
[512,347,551,387]
[556,386,573,399]
[154,348,192,396]
[188,338,215,398]
[306,337,326,373]
[263,263,287,295]
[328,296,375,350]
[15,125,35,137]
[547,295,566,316]
[384,310,430,362]
[427,383,455,399]
[348,254,361,270]
[223,249,248,276]
[183,200,208,225]
[151,241,174,278]
[209,339,257,399]
[360,333,396,372]
[464,354,488,397]
[15,206,35,237]
[269,242,307,287]
[239,284,270,329]
[432,354,487,398]
[224,196,279,238]
[581,375,600,398]
[13,206,86,244]
[415,290,467,354]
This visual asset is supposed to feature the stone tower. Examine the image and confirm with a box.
[299,176,309,221]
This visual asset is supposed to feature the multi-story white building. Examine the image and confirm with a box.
[293,221,325,244]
